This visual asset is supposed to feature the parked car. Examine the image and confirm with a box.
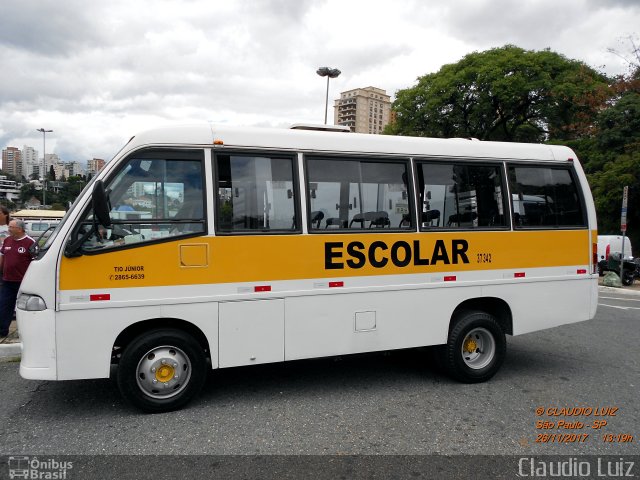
[597,235,633,264]
[25,220,59,237]
[599,252,640,285]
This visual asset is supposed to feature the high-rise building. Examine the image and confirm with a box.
[87,158,106,177]
[334,86,392,134]
[64,161,84,177]
[53,163,69,180]
[22,146,39,179]
[44,153,60,172]
[1,147,22,177]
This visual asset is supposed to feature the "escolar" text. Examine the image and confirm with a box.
[325,239,470,270]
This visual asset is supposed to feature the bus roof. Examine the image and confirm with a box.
[123,123,575,163]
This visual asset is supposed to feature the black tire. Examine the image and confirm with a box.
[622,272,634,286]
[117,329,207,413]
[442,311,506,383]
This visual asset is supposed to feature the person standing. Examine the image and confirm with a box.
[0,206,10,245]
[0,220,35,338]
[0,207,11,294]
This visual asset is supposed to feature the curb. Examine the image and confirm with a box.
[598,285,640,296]
[0,342,21,359]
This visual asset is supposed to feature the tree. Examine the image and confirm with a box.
[597,92,640,154]
[20,183,41,205]
[0,199,17,211]
[575,91,640,241]
[387,45,610,142]
[588,151,640,238]
[49,165,56,181]
[57,175,85,206]
[607,35,640,83]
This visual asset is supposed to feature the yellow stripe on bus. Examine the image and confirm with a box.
[59,230,590,290]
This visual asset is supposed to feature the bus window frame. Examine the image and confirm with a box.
[304,154,416,234]
[506,162,588,230]
[212,149,302,236]
[415,158,511,233]
[67,147,208,256]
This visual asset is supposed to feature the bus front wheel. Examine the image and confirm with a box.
[442,311,506,383]
[117,329,207,413]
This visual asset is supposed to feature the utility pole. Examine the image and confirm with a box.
[36,128,53,208]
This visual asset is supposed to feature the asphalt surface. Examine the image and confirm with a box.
[0,286,638,459]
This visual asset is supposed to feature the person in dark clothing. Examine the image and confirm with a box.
[0,220,35,338]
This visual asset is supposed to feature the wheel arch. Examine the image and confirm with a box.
[112,318,211,365]
[450,297,513,336]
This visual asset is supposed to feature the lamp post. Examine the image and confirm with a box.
[316,67,341,124]
[36,128,53,208]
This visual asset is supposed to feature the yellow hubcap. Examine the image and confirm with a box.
[463,337,477,354]
[156,364,175,383]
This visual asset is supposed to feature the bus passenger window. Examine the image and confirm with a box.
[215,154,297,233]
[71,151,206,253]
[306,157,412,231]
[418,162,506,230]
[508,166,585,228]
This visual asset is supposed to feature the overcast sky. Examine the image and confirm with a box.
[1,0,639,164]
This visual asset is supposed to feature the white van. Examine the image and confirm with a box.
[597,235,633,262]
[16,124,599,412]
[24,221,60,239]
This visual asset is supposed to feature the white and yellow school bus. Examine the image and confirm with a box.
[17,124,598,412]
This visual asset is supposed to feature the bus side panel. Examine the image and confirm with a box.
[284,286,481,361]
[55,302,219,380]
[55,306,161,380]
[161,302,219,370]
[483,279,593,336]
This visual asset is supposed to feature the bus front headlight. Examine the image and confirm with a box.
[17,294,47,311]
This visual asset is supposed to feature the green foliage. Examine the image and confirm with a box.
[597,92,640,153]
[20,183,41,204]
[389,45,610,142]
[389,44,640,246]
[581,92,640,240]
[588,152,640,238]
[0,199,16,210]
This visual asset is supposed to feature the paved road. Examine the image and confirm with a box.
[0,291,638,458]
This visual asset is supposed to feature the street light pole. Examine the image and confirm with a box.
[316,67,341,124]
[36,128,53,208]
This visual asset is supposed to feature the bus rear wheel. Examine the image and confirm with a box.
[117,329,207,413]
[442,311,506,383]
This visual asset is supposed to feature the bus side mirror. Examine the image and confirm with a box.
[29,241,40,259]
[93,180,112,228]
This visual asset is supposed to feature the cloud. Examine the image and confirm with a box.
[0,0,109,55]
[1,0,639,164]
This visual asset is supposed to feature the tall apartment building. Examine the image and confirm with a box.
[52,163,69,180]
[1,147,22,177]
[44,153,60,172]
[22,146,40,179]
[51,161,85,180]
[65,161,84,177]
[87,158,106,177]
[334,86,392,134]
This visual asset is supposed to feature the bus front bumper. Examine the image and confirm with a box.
[17,309,57,380]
